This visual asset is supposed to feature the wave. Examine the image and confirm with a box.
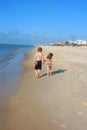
[0,44,34,72]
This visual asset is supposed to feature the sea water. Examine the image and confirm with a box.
[0,43,34,103]
[0,44,33,72]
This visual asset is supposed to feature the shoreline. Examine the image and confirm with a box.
[0,46,34,104]
[2,46,87,130]
[0,52,30,129]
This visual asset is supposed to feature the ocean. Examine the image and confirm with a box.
[0,44,34,104]
[0,44,33,72]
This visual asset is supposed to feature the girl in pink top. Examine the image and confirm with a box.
[46,53,53,76]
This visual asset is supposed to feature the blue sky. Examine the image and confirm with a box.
[0,0,87,44]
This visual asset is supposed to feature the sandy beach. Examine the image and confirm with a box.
[2,46,87,130]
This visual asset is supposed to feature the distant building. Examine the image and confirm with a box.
[49,39,87,46]
[81,40,87,45]
[76,40,87,45]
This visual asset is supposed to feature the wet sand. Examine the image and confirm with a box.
[2,46,87,130]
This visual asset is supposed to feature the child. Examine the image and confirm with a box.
[46,53,53,76]
[33,47,44,78]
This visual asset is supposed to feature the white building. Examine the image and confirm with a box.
[76,40,87,45]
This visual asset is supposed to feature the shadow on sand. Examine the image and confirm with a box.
[40,69,67,78]
[52,69,67,75]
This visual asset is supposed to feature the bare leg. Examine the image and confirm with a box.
[49,66,52,76]
[47,66,50,76]
[37,69,41,78]
[35,70,39,78]
[47,66,52,76]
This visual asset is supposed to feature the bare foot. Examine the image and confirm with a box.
[36,75,39,78]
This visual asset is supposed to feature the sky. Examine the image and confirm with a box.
[0,0,87,44]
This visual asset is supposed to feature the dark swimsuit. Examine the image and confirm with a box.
[35,60,42,70]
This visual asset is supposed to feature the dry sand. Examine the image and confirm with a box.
[2,46,87,130]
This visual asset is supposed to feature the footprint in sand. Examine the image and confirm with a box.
[60,123,67,128]
[81,102,87,106]
[77,111,83,115]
